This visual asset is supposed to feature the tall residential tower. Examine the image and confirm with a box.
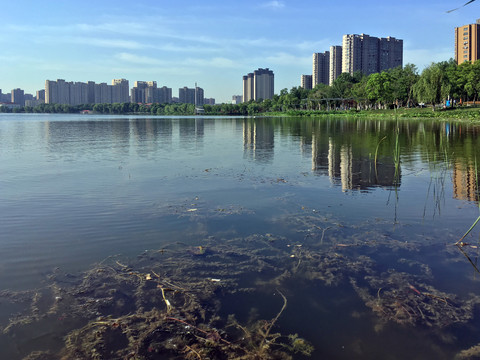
[242,68,274,102]
[455,19,480,65]
[301,75,313,90]
[313,52,330,87]
[329,46,343,85]
[342,34,402,76]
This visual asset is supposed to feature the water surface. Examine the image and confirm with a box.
[1,114,480,359]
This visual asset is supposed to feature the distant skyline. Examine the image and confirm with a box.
[0,0,475,103]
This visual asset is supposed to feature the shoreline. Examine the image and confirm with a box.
[2,106,480,122]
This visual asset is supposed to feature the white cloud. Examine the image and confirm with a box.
[115,53,165,65]
[31,34,147,50]
[264,52,310,66]
[184,57,238,68]
[72,37,146,50]
[261,1,286,9]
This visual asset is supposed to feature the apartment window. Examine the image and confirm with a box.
[464,32,469,35]
[464,55,468,58]
[464,27,468,30]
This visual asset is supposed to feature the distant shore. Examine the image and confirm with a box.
[266,106,480,121]
[2,103,480,122]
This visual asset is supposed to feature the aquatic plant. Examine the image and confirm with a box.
[2,215,480,359]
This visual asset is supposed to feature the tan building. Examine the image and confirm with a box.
[313,52,329,87]
[242,73,254,102]
[455,19,480,65]
[112,79,130,103]
[329,46,342,85]
[242,68,274,102]
[46,79,131,105]
[453,161,478,201]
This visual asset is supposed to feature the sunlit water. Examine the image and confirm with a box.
[1,114,480,359]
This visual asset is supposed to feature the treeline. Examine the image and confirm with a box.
[2,59,480,115]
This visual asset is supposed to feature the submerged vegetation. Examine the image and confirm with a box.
[3,201,480,359]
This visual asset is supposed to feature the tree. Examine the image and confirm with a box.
[365,72,394,108]
[351,76,368,109]
[465,60,480,101]
[389,64,419,107]
[413,62,450,111]
[330,73,356,99]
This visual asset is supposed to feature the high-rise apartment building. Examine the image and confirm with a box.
[131,81,172,104]
[72,82,89,105]
[0,89,10,103]
[112,79,130,103]
[131,81,148,103]
[301,75,313,90]
[11,88,25,106]
[158,86,172,104]
[329,46,343,85]
[179,87,196,104]
[455,19,480,65]
[232,95,243,104]
[204,98,215,105]
[242,73,254,102]
[36,89,45,101]
[313,52,330,87]
[254,68,274,101]
[145,81,157,103]
[46,79,134,105]
[242,68,274,102]
[195,86,204,106]
[95,83,112,104]
[342,34,402,76]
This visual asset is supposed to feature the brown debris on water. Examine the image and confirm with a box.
[350,272,480,328]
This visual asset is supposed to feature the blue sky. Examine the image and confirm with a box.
[0,0,475,103]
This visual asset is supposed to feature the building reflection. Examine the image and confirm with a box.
[243,119,274,163]
[178,118,204,150]
[313,135,399,191]
[453,162,479,202]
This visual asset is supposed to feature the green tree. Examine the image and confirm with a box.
[465,60,480,101]
[351,76,368,109]
[330,73,356,100]
[366,72,394,108]
[389,64,419,107]
[413,62,450,111]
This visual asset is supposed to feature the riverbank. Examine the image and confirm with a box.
[265,106,480,121]
[3,103,480,121]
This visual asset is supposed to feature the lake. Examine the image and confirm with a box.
[1,113,480,359]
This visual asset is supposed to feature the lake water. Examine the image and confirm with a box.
[1,113,480,359]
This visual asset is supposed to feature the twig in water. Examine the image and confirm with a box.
[185,345,202,359]
[260,290,287,350]
[454,245,480,275]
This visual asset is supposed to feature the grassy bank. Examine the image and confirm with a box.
[264,106,480,121]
